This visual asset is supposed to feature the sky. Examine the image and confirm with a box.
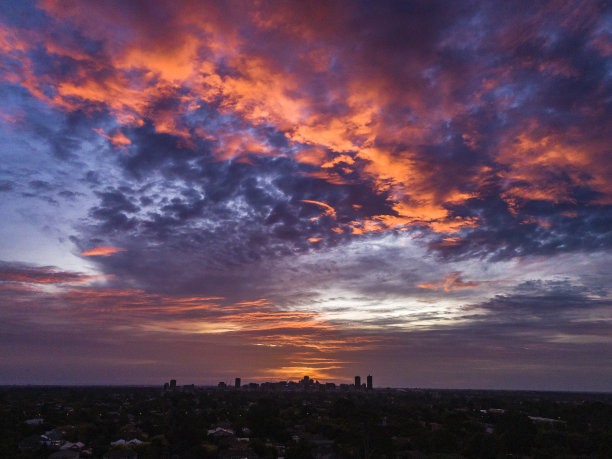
[0,0,611,391]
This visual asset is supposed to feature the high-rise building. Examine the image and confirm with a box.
[354,375,361,388]
[235,377,241,388]
[170,379,176,390]
[367,374,373,390]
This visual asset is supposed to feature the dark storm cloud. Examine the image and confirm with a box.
[433,191,612,260]
[472,279,610,319]
[120,122,202,179]
[88,189,140,233]
[70,108,401,296]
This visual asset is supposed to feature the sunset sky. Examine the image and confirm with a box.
[1,0,611,390]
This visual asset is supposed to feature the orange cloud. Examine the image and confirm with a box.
[496,122,612,208]
[418,272,483,292]
[320,154,355,169]
[428,236,464,250]
[94,128,131,149]
[208,127,275,161]
[1,2,484,237]
[300,200,337,219]
[58,289,335,337]
[81,246,127,257]
[8,1,605,241]
[1,273,393,383]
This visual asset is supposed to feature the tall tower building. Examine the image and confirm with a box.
[170,379,176,390]
[367,374,373,390]
[235,377,241,388]
[354,375,361,388]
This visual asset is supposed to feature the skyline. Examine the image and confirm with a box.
[1,0,611,391]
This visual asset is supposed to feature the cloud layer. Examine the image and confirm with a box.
[0,0,611,389]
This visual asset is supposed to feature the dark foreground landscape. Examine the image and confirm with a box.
[2,384,612,459]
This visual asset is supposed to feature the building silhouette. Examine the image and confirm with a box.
[367,374,373,390]
[235,377,241,388]
[354,375,361,388]
[170,379,176,390]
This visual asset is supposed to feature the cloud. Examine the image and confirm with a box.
[81,246,127,257]
[418,272,483,292]
[0,261,384,382]
[93,128,131,149]
[300,199,337,220]
[2,0,607,251]
[0,261,98,284]
[470,279,611,319]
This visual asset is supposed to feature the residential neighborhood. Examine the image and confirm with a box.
[1,384,612,457]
